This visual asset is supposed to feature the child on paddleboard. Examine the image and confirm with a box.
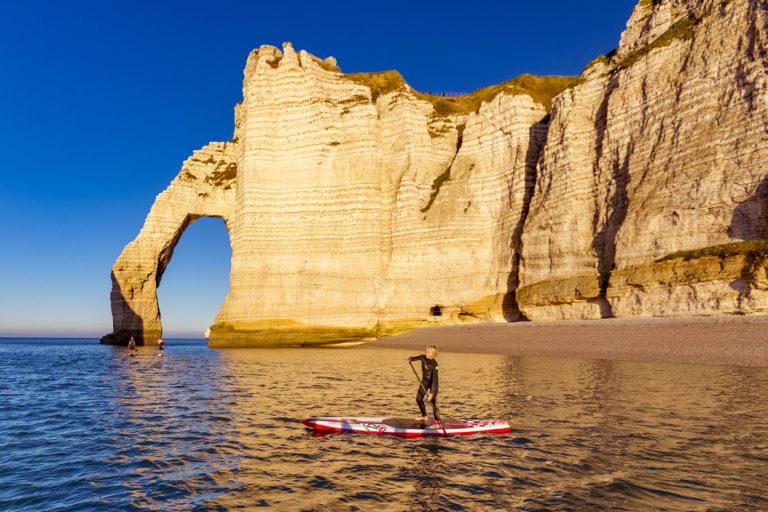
[407,345,439,424]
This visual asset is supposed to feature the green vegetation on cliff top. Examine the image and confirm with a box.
[569,0,733,87]
[422,74,576,115]
[343,71,576,115]
[345,0,729,111]
[570,16,696,85]
[614,16,696,71]
[343,70,408,102]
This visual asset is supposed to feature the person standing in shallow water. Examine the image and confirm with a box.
[157,338,164,356]
[407,345,439,423]
[128,336,136,354]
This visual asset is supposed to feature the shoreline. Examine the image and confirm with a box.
[367,315,768,367]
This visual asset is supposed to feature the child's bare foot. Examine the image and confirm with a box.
[414,416,428,422]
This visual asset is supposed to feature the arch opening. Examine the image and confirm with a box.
[156,216,232,339]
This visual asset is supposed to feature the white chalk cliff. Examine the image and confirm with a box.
[518,0,768,320]
[104,0,768,346]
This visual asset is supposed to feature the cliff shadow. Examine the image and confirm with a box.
[102,213,231,346]
[734,3,761,112]
[156,214,200,287]
[592,74,627,319]
[728,175,768,240]
[502,119,549,321]
[100,215,198,347]
[593,145,632,319]
[100,271,144,346]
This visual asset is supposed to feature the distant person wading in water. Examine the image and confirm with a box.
[128,336,136,354]
[407,345,439,423]
[158,338,164,356]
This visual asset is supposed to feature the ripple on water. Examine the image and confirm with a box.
[1,341,768,510]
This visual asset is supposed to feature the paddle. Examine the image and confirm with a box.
[408,360,448,437]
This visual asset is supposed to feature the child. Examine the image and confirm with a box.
[407,345,439,423]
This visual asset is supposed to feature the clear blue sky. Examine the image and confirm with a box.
[0,0,639,338]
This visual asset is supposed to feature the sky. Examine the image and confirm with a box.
[0,0,640,338]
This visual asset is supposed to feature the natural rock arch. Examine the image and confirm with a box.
[103,44,558,347]
[101,141,237,345]
[106,10,768,346]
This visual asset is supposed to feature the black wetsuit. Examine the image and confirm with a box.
[409,355,439,418]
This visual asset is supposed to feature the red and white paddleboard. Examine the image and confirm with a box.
[302,417,511,437]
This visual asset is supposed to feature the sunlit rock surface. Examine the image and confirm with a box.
[102,142,237,345]
[518,0,768,320]
[104,0,768,346]
[104,43,563,345]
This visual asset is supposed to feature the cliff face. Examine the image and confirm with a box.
[217,46,557,345]
[104,0,768,346]
[518,0,768,320]
[104,43,564,345]
[102,142,237,344]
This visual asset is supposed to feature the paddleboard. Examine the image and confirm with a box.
[302,417,511,437]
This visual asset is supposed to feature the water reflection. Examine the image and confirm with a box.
[495,356,768,510]
[102,345,242,510]
[403,442,445,510]
[220,349,768,509]
[3,340,767,511]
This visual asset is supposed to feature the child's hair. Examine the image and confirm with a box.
[427,344,438,354]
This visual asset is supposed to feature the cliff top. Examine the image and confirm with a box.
[343,70,576,115]
[249,43,575,116]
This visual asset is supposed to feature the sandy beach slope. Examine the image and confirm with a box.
[369,315,768,367]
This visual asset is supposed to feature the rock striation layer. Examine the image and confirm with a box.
[518,0,768,320]
[104,0,768,346]
[104,43,566,345]
[102,142,238,344]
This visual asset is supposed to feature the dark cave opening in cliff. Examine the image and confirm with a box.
[156,217,232,339]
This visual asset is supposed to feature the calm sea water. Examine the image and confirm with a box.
[1,338,767,511]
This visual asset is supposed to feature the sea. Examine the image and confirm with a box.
[1,338,767,511]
